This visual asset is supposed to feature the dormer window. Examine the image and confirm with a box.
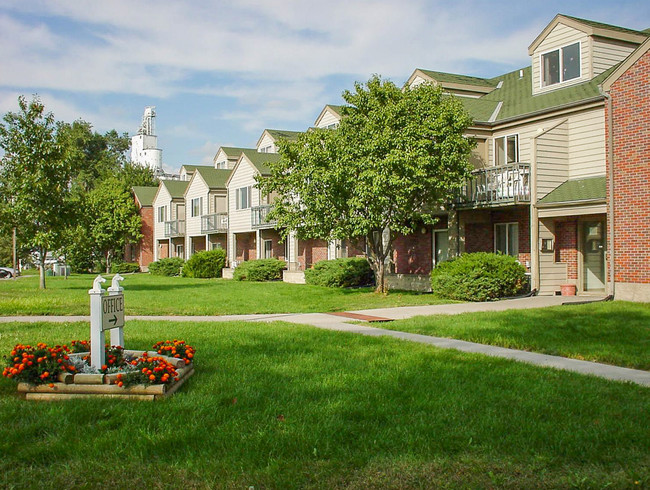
[541,42,580,87]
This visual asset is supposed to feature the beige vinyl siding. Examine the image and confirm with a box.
[184,176,208,255]
[538,219,568,294]
[227,159,260,234]
[592,38,637,76]
[256,133,276,153]
[568,107,605,179]
[408,75,429,88]
[212,192,227,214]
[532,23,589,95]
[536,121,569,199]
[315,109,341,129]
[152,186,172,243]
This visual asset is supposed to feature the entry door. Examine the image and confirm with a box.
[433,230,449,267]
[582,220,606,291]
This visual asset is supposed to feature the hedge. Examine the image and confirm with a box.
[110,262,140,274]
[233,258,286,282]
[304,258,374,288]
[148,257,185,277]
[430,252,528,302]
[182,249,226,278]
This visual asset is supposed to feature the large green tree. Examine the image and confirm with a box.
[0,96,76,288]
[259,76,474,292]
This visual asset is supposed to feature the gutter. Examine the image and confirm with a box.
[604,92,616,298]
[536,198,606,208]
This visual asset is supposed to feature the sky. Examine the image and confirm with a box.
[1,1,648,174]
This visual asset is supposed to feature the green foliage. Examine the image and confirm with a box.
[304,258,374,288]
[110,262,140,274]
[182,249,226,278]
[233,258,286,282]
[258,75,474,292]
[148,257,185,277]
[431,252,528,302]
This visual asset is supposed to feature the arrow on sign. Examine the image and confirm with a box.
[109,315,118,326]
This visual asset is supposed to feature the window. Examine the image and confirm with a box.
[495,223,519,257]
[175,244,184,258]
[259,145,273,153]
[541,42,580,87]
[236,186,251,210]
[211,242,222,250]
[191,197,203,217]
[263,240,273,259]
[494,135,519,165]
[215,160,227,169]
[157,206,166,223]
[433,230,449,267]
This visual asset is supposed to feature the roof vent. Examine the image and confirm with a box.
[496,80,503,89]
[519,69,524,79]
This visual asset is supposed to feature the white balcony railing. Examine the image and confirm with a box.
[251,205,276,229]
[457,163,530,208]
[164,220,185,237]
[201,213,228,234]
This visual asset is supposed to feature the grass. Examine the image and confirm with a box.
[0,273,453,316]
[379,301,650,370]
[1,320,649,488]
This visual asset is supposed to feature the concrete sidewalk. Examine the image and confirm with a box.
[2,295,649,387]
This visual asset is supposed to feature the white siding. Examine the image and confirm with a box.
[184,176,209,256]
[536,121,569,199]
[256,133,277,153]
[409,75,429,88]
[315,109,341,129]
[227,158,260,234]
[538,219,568,295]
[531,23,590,95]
[592,38,637,76]
[568,107,605,179]
[152,185,172,243]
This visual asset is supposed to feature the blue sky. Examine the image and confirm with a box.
[1,1,648,174]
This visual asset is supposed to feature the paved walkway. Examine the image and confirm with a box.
[2,295,649,387]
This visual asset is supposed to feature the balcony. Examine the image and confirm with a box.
[251,205,277,229]
[201,213,228,234]
[164,220,185,237]
[456,163,530,208]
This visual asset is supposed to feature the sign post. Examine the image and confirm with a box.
[88,274,126,369]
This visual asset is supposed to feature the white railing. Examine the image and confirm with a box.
[164,220,185,237]
[201,213,228,233]
[251,205,276,229]
[457,163,530,207]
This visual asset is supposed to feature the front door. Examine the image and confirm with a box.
[433,230,449,268]
[581,220,606,292]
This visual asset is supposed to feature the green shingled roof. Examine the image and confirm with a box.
[561,14,650,37]
[417,69,498,89]
[195,167,232,189]
[241,149,281,175]
[266,129,302,141]
[219,147,251,158]
[325,105,344,116]
[538,176,606,205]
[161,180,190,199]
[132,186,158,207]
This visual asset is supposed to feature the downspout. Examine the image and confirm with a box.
[605,92,616,298]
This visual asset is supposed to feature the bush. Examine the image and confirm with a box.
[430,252,528,302]
[233,258,286,282]
[148,257,185,277]
[304,258,374,288]
[182,249,226,278]
[111,262,140,274]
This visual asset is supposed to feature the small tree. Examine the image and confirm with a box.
[258,76,474,292]
[0,96,75,289]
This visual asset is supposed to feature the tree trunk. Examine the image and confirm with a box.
[39,247,47,289]
[375,259,386,294]
[105,250,111,274]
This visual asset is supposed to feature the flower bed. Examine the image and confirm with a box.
[3,340,196,401]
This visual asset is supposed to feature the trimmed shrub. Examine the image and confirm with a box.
[111,262,140,274]
[430,252,528,302]
[304,258,374,288]
[148,257,185,277]
[182,249,226,278]
[233,258,286,282]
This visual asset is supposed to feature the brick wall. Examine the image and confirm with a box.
[393,228,432,274]
[260,229,287,261]
[297,239,328,270]
[607,49,650,284]
[555,220,578,280]
[158,241,169,259]
[208,235,227,250]
[138,207,154,267]
[235,232,256,262]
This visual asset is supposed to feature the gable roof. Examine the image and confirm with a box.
[160,179,190,199]
[218,146,250,159]
[241,149,281,176]
[529,14,649,54]
[314,104,344,126]
[265,129,302,141]
[601,36,650,92]
[132,186,158,207]
[194,167,232,190]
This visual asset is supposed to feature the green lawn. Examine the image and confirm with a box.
[379,301,650,370]
[0,273,452,316]
[1,320,648,488]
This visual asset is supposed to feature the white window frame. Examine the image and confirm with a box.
[494,222,519,257]
[175,244,184,258]
[157,206,166,223]
[263,239,273,259]
[236,186,251,210]
[191,197,203,217]
[432,229,449,267]
[539,41,581,88]
[493,134,519,166]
